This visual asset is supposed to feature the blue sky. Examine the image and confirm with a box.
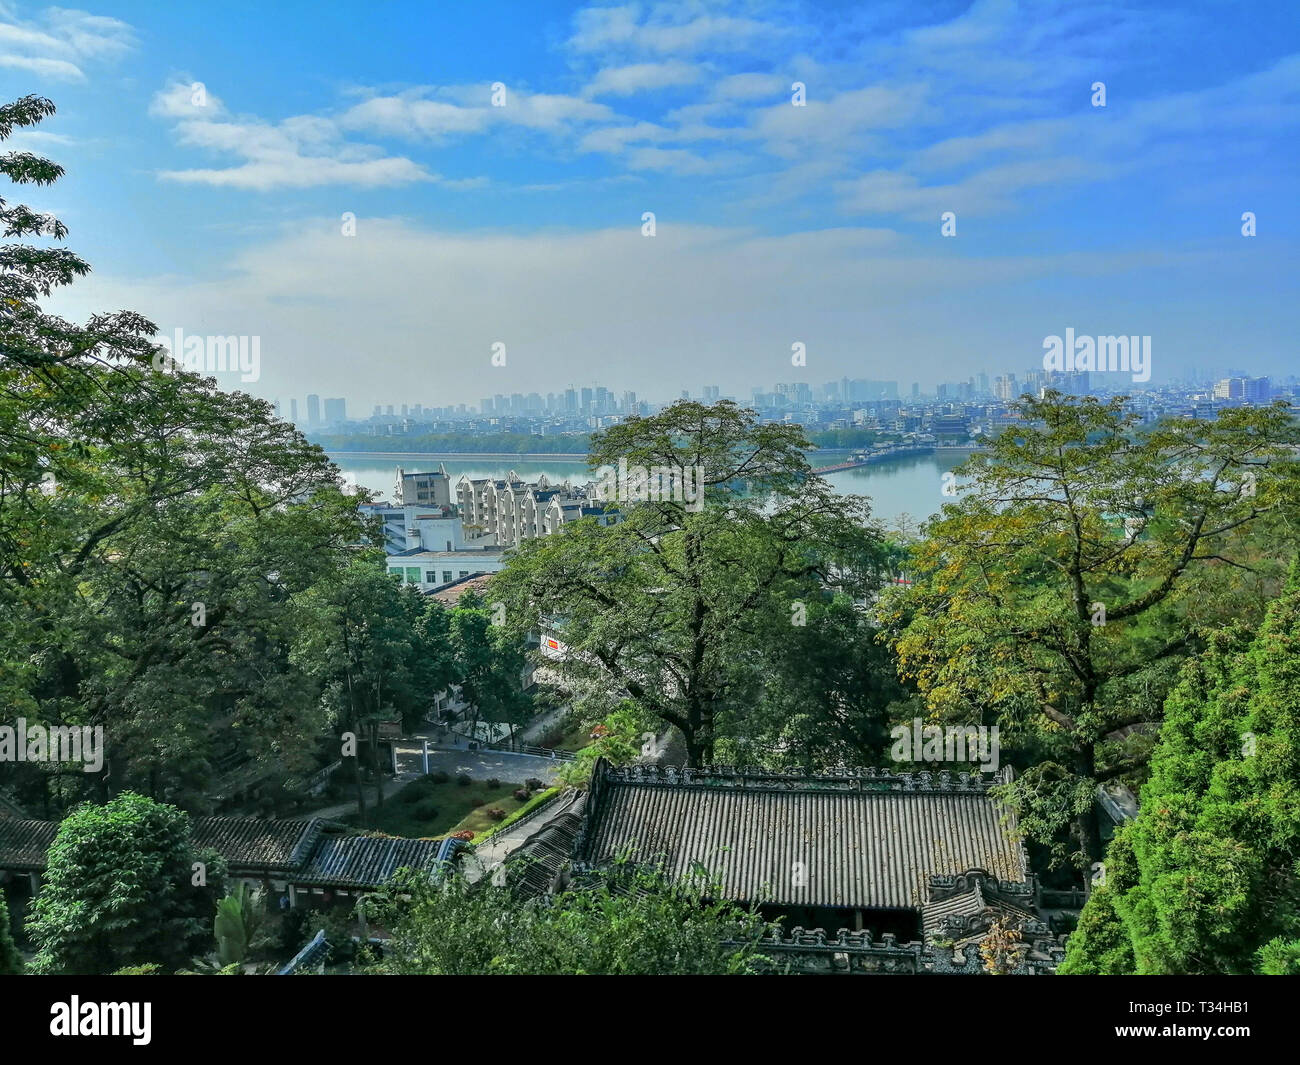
[2,0,1297,409]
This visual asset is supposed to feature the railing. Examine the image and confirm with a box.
[485,738,577,761]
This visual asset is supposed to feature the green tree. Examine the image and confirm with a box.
[289,554,439,815]
[0,889,22,974]
[26,792,223,974]
[366,863,775,975]
[1061,562,1300,974]
[1,96,367,814]
[888,391,1299,869]
[212,882,267,968]
[449,589,532,743]
[718,591,913,770]
[492,400,888,766]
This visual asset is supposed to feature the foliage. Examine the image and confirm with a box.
[716,591,913,769]
[886,391,1300,868]
[0,96,368,813]
[26,792,223,974]
[0,889,22,974]
[492,400,890,766]
[1062,562,1300,973]
[365,862,777,975]
[212,882,267,967]
[556,703,648,786]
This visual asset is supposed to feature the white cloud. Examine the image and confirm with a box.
[0,4,134,82]
[150,80,436,190]
[50,218,1247,406]
[0,53,83,80]
[584,60,703,97]
[568,4,785,56]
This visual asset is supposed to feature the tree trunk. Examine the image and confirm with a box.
[370,721,384,809]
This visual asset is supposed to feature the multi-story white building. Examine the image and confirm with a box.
[456,471,619,548]
[359,502,490,554]
[394,466,453,506]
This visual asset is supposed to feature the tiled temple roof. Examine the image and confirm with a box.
[294,835,445,888]
[190,817,326,873]
[0,816,58,872]
[574,761,1026,910]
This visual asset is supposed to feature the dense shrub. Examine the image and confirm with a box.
[525,778,544,791]
[487,808,507,821]
[431,771,451,784]
[455,775,472,788]
[470,798,485,808]
[486,778,501,789]
[413,800,439,820]
[513,789,529,802]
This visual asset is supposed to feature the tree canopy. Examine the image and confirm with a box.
[1061,560,1300,974]
[491,400,891,766]
[886,391,1300,868]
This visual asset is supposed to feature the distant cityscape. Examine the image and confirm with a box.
[281,368,1292,447]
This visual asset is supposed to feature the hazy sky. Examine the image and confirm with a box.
[4,0,1297,409]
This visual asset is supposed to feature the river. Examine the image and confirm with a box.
[326,449,979,529]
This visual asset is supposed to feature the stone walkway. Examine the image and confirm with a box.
[470,789,581,869]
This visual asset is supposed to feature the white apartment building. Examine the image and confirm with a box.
[359,502,492,554]
[456,471,619,547]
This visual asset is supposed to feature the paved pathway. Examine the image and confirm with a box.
[300,730,566,821]
[470,789,581,869]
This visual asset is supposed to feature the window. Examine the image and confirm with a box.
[404,567,420,583]
[426,571,437,583]
[459,570,469,579]
[442,571,453,583]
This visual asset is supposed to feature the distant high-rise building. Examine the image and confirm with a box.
[373,404,382,417]
[481,398,493,414]
[911,382,920,399]
[306,394,321,426]
[385,405,395,416]
[289,398,299,423]
[1214,376,1271,403]
[323,397,346,424]
[703,385,720,402]
[564,387,577,412]
[622,390,637,413]
[580,387,594,412]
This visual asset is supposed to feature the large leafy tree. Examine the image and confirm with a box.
[492,400,888,766]
[448,589,532,743]
[1,96,365,813]
[289,554,449,815]
[366,864,776,975]
[1062,562,1300,974]
[716,591,914,770]
[887,391,1299,869]
[26,792,224,974]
